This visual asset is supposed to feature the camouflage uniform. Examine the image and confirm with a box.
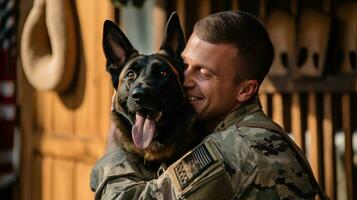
[91,97,317,200]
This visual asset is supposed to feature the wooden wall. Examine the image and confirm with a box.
[18,0,114,200]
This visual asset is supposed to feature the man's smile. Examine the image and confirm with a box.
[188,95,203,102]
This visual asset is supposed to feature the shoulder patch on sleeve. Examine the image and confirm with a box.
[174,144,215,188]
[166,140,235,199]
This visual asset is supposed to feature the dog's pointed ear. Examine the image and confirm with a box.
[103,20,138,88]
[160,12,185,64]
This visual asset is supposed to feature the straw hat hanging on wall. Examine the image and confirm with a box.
[21,0,77,92]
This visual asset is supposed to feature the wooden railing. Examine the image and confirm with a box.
[260,77,356,200]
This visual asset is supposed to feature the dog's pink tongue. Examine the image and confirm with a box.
[132,114,156,149]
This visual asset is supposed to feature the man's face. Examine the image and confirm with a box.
[182,33,244,128]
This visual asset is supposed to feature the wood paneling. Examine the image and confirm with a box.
[52,159,74,200]
[35,91,53,133]
[53,94,74,137]
[19,0,114,200]
[33,133,102,164]
[74,162,95,200]
[41,156,53,200]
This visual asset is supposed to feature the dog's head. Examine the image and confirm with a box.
[103,13,193,161]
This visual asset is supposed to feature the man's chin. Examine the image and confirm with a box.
[190,104,202,115]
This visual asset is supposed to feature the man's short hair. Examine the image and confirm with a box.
[193,11,273,84]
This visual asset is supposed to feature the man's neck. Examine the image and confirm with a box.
[203,106,240,133]
[203,118,222,133]
[202,98,257,133]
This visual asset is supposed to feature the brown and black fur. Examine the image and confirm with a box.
[103,13,204,164]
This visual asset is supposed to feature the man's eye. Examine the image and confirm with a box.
[198,68,211,79]
[183,63,189,70]
[125,70,137,79]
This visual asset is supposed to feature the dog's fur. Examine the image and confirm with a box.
[103,13,204,163]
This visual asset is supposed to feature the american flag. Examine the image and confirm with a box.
[1,0,17,74]
[0,0,17,188]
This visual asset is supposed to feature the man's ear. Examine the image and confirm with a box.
[160,12,185,66]
[103,20,138,88]
[236,80,259,102]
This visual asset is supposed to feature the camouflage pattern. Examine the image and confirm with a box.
[209,96,316,199]
[90,96,317,199]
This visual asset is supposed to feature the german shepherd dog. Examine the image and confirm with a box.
[103,13,203,163]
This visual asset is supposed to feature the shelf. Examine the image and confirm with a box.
[260,75,357,93]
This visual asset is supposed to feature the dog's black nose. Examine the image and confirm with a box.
[131,88,149,103]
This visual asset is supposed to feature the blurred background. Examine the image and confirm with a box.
[0,0,356,199]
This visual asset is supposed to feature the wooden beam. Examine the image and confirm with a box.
[291,0,298,15]
[341,93,355,200]
[153,0,166,50]
[261,76,357,93]
[259,93,269,115]
[176,0,186,33]
[74,163,95,199]
[31,155,41,200]
[18,0,37,199]
[291,93,305,151]
[231,0,239,10]
[41,156,54,200]
[272,93,284,128]
[323,93,336,200]
[307,92,321,183]
[52,159,74,200]
[197,0,211,20]
[259,0,266,19]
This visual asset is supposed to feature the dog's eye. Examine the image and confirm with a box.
[160,71,168,77]
[126,70,137,80]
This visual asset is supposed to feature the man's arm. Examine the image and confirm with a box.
[90,146,176,200]
[91,140,236,200]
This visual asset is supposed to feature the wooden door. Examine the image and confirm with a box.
[18,0,114,199]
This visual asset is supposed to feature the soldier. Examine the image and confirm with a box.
[91,11,328,200]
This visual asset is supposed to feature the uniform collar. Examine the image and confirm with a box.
[214,96,262,132]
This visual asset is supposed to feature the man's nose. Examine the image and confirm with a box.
[183,66,195,88]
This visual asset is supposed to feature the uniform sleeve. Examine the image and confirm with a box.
[90,147,177,200]
[90,141,236,200]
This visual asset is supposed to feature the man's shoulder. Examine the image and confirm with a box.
[207,124,254,156]
[208,115,316,199]
[233,121,302,168]
[205,125,258,180]
[209,122,298,166]
[233,123,316,198]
